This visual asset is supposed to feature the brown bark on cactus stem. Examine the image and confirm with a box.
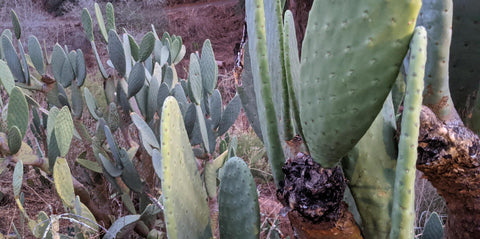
[417,106,480,238]
[277,153,362,238]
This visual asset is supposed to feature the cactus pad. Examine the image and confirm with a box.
[160,96,212,239]
[200,39,218,94]
[8,126,22,155]
[12,160,23,198]
[218,157,260,239]
[51,44,74,88]
[422,212,443,239]
[128,62,146,98]
[108,30,126,77]
[297,0,421,167]
[390,26,426,239]
[54,106,74,157]
[2,35,24,83]
[27,36,45,75]
[0,60,15,94]
[53,157,75,207]
[10,10,21,39]
[139,32,156,62]
[7,87,29,138]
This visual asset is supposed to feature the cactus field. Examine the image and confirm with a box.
[1,0,480,238]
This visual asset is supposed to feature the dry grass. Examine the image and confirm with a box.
[414,171,447,235]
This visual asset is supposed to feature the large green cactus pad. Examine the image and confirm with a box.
[416,0,454,120]
[449,0,480,127]
[200,39,218,94]
[81,8,94,41]
[51,44,74,88]
[1,35,24,83]
[138,32,156,62]
[342,95,397,239]
[160,96,212,239]
[297,0,421,167]
[95,3,108,42]
[27,36,45,75]
[7,87,29,138]
[245,0,285,185]
[218,157,260,239]
[108,30,126,77]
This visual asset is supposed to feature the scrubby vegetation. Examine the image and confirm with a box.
[1,0,479,238]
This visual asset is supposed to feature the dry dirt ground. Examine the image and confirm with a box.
[0,1,295,238]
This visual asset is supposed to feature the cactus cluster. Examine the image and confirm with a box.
[238,0,480,237]
[0,3,253,238]
[240,0,451,237]
[4,0,477,237]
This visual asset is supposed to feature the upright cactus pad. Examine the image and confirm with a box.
[390,26,426,239]
[2,35,24,83]
[0,60,15,94]
[245,0,285,185]
[297,0,421,167]
[53,157,75,207]
[27,36,45,75]
[422,212,444,239]
[342,95,397,238]
[160,96,212,239]
[218,157,260,239]
[416,0,457,122]
[108,30,126,77]
[7,87,29,138]
[54,106,74,157]
[8,126,22,155]
[449,0,480,127]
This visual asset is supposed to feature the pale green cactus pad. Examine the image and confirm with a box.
[53,157,75,207]
[160,96,212,239]
[390,26,426,239]
[54,106,74,157]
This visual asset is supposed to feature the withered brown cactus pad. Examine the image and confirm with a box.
[277,153,346,223]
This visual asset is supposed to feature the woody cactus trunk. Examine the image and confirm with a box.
[241,0,480,238]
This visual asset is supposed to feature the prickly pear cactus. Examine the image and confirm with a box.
[297,0,421,167]
[54,106,74,157]
[53,157,75,207]
[390,26,427,239]
[160,96,212,239]
[7,87,29,138]
[449,0,480,129]
[218,157,260,239]
[422,212,444,239]
[341,95,397,239]
[416,0,458,122]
